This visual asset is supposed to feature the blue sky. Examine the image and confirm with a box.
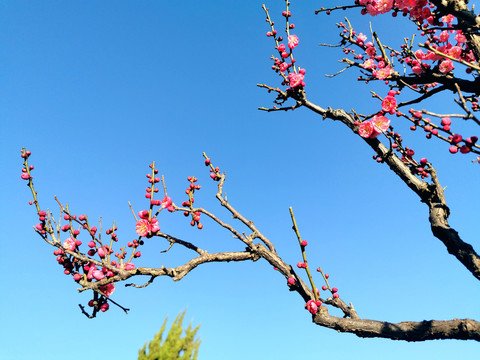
[1,1,480,359]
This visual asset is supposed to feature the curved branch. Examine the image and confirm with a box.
[79,247,259,293]
[232,235,480,341]
[313,310,480,341]
[397,85,448,108]
[427,168,480,279]
[215,173,277,252]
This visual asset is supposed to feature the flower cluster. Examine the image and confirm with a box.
[205,156,222,181]
[358,115,391,138]
[135,212,160,237]
[135,162,174,238]
[317,269,340,299]
[49,211,124,313]
[287,208,343,315]
[306,299,322,314]
[330,15,480,158]
[404,109,480,156]
[264,5,306,90]
[336,10,477,80]
[182,176,203,229]
[21,149,176,316]
[144,164,174,211]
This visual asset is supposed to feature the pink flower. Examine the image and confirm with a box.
[362,59,375,69]
[395,0,416,11]
[136,219,150,237]
[451,133,462,144]
[116,262,135,270]
[21,173,30,180]
[99,283,115,297]
[442,14,455,24]
[373,65,393,80]
[358,121,375,138]
[463,50,475,63]
[412,65,424,74]
[381,96,397,113]
[414,50,425,60]
[288,73,304,88]
[97,246,106,258]
[288,35,299,49]
[161,196,172,209]
[423,7,432,20]
[150,217,160,234]
[365,46,376,57]
[93,270,105,281]
[441,117,451,126]
[423,50,438,61]
[136,218,160,237]
[371,115,390,134]
[306,300,318,314]
[455,31,466,43]
[448,46,462,59]
[87,263,97,280]
[439,59,454,74]
[63,237,76,251]
[138,210,149,219]
[357,33,367,42]
[366,0,393,16]
[358,116,389,139]
[439,30,449,43]
[100,303,109,312]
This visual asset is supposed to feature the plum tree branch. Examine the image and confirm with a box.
[287,93,480,281]
[214,173,276,252]
[312,312,480,341]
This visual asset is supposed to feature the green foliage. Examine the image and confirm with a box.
[138,310,201,360]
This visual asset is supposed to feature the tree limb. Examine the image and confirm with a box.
[293,94,480,281]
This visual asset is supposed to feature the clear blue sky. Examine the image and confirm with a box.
[1,1,479,359]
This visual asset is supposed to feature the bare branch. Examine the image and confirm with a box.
[453,82,480,126]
